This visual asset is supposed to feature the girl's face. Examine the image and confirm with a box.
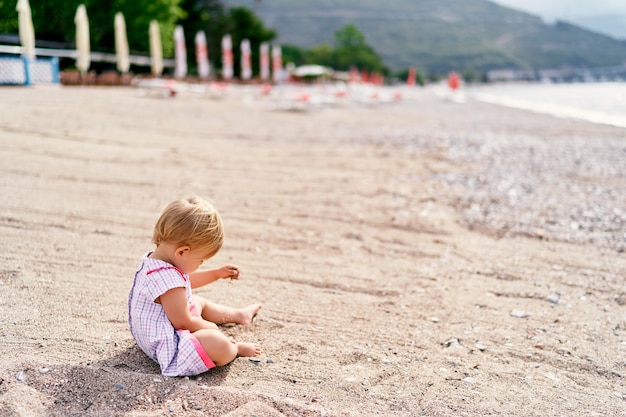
[176,247,213,274]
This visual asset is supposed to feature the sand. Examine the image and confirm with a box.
[0,84,624,416]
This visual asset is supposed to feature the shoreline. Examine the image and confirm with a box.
[467,81,626,129]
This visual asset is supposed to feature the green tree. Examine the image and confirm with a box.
[305,44,333,67]
[0,0,19,33]
[281,44,307,67]
[267,25,388,76]
[332,24,386,74]
[334,24,366,49]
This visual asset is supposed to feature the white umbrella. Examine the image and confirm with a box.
[292,65,331,78]
[221,34,233,80]
[149,20,163,77]
[74,4,90,74]
[173,25,186,79]
[114,12,129,74]
[195,30,209,78]
[241,39,252,80]
[16,0,35,60]
[259,42,269,81]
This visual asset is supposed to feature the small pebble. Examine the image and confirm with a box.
[545,372,560,382]
[510,309,530,318]
[463,377,476,384]
[114,383,125,389]
[381,359,391,365]
[38,367,50,374]
[444,338,461,348]
[546,294,560,304]
[16,371,26,382]
[475,343,486,351]
[266,358,273,364]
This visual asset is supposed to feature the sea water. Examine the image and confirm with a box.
[468,82,626,129]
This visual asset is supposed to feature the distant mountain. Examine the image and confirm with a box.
[224,0,626,73]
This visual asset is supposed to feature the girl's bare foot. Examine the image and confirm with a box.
[237,342,262,357]
[239,303,262,325]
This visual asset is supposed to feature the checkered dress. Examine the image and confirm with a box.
[128,253,216,376]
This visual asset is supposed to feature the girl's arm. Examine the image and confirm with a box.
[189,264,240,289]
[159,287,217,331]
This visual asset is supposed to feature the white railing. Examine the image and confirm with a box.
[0,44,175,67]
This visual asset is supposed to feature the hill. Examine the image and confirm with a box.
[224,0,626,73]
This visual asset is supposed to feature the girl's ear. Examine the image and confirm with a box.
[174,246,190,258]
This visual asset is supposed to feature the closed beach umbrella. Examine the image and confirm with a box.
[195,30,210,78]
[241,39,251,80]
[407,67,416,86]
[272,44,282,83]
[16,0,35,60]
[74,4,90,74]
[259,42,269,81]
[114,12,129,74]
[173,25,186,79]
[221,34,233,80]
[348,66,359,83]
[149,20,163,77]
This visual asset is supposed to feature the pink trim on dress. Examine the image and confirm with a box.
[146,265,187,281]
[181,330,216,369]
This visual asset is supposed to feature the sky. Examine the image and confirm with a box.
[490,0,626,39]
[491,0,626,19]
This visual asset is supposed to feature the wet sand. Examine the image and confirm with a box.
[0,84,624,416]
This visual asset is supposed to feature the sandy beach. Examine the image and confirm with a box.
[0,84,624,416]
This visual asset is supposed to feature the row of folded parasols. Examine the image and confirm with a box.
[13,0,286,81]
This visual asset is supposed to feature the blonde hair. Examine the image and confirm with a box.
[152,197,224,257]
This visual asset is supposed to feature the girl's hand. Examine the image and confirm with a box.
[220,264,240,280]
